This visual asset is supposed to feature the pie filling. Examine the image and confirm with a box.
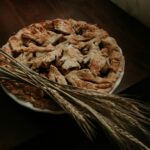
[1,19,124,110]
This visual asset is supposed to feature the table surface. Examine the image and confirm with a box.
[0,0,150,149]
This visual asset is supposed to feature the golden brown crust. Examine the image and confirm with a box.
[1,18,124,110]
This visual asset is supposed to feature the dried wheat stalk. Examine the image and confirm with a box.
[0,49,149,150]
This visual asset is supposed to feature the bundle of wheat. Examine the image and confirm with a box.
[0,49,149,150]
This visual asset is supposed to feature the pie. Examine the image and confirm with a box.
[1,19,124,112]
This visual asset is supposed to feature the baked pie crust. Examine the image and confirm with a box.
[1,19,124,111]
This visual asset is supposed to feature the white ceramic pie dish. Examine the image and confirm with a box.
[2,19,124,114]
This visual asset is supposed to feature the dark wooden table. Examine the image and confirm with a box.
[0,0,150,150]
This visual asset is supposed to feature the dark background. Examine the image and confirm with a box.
[0,0,150,149]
